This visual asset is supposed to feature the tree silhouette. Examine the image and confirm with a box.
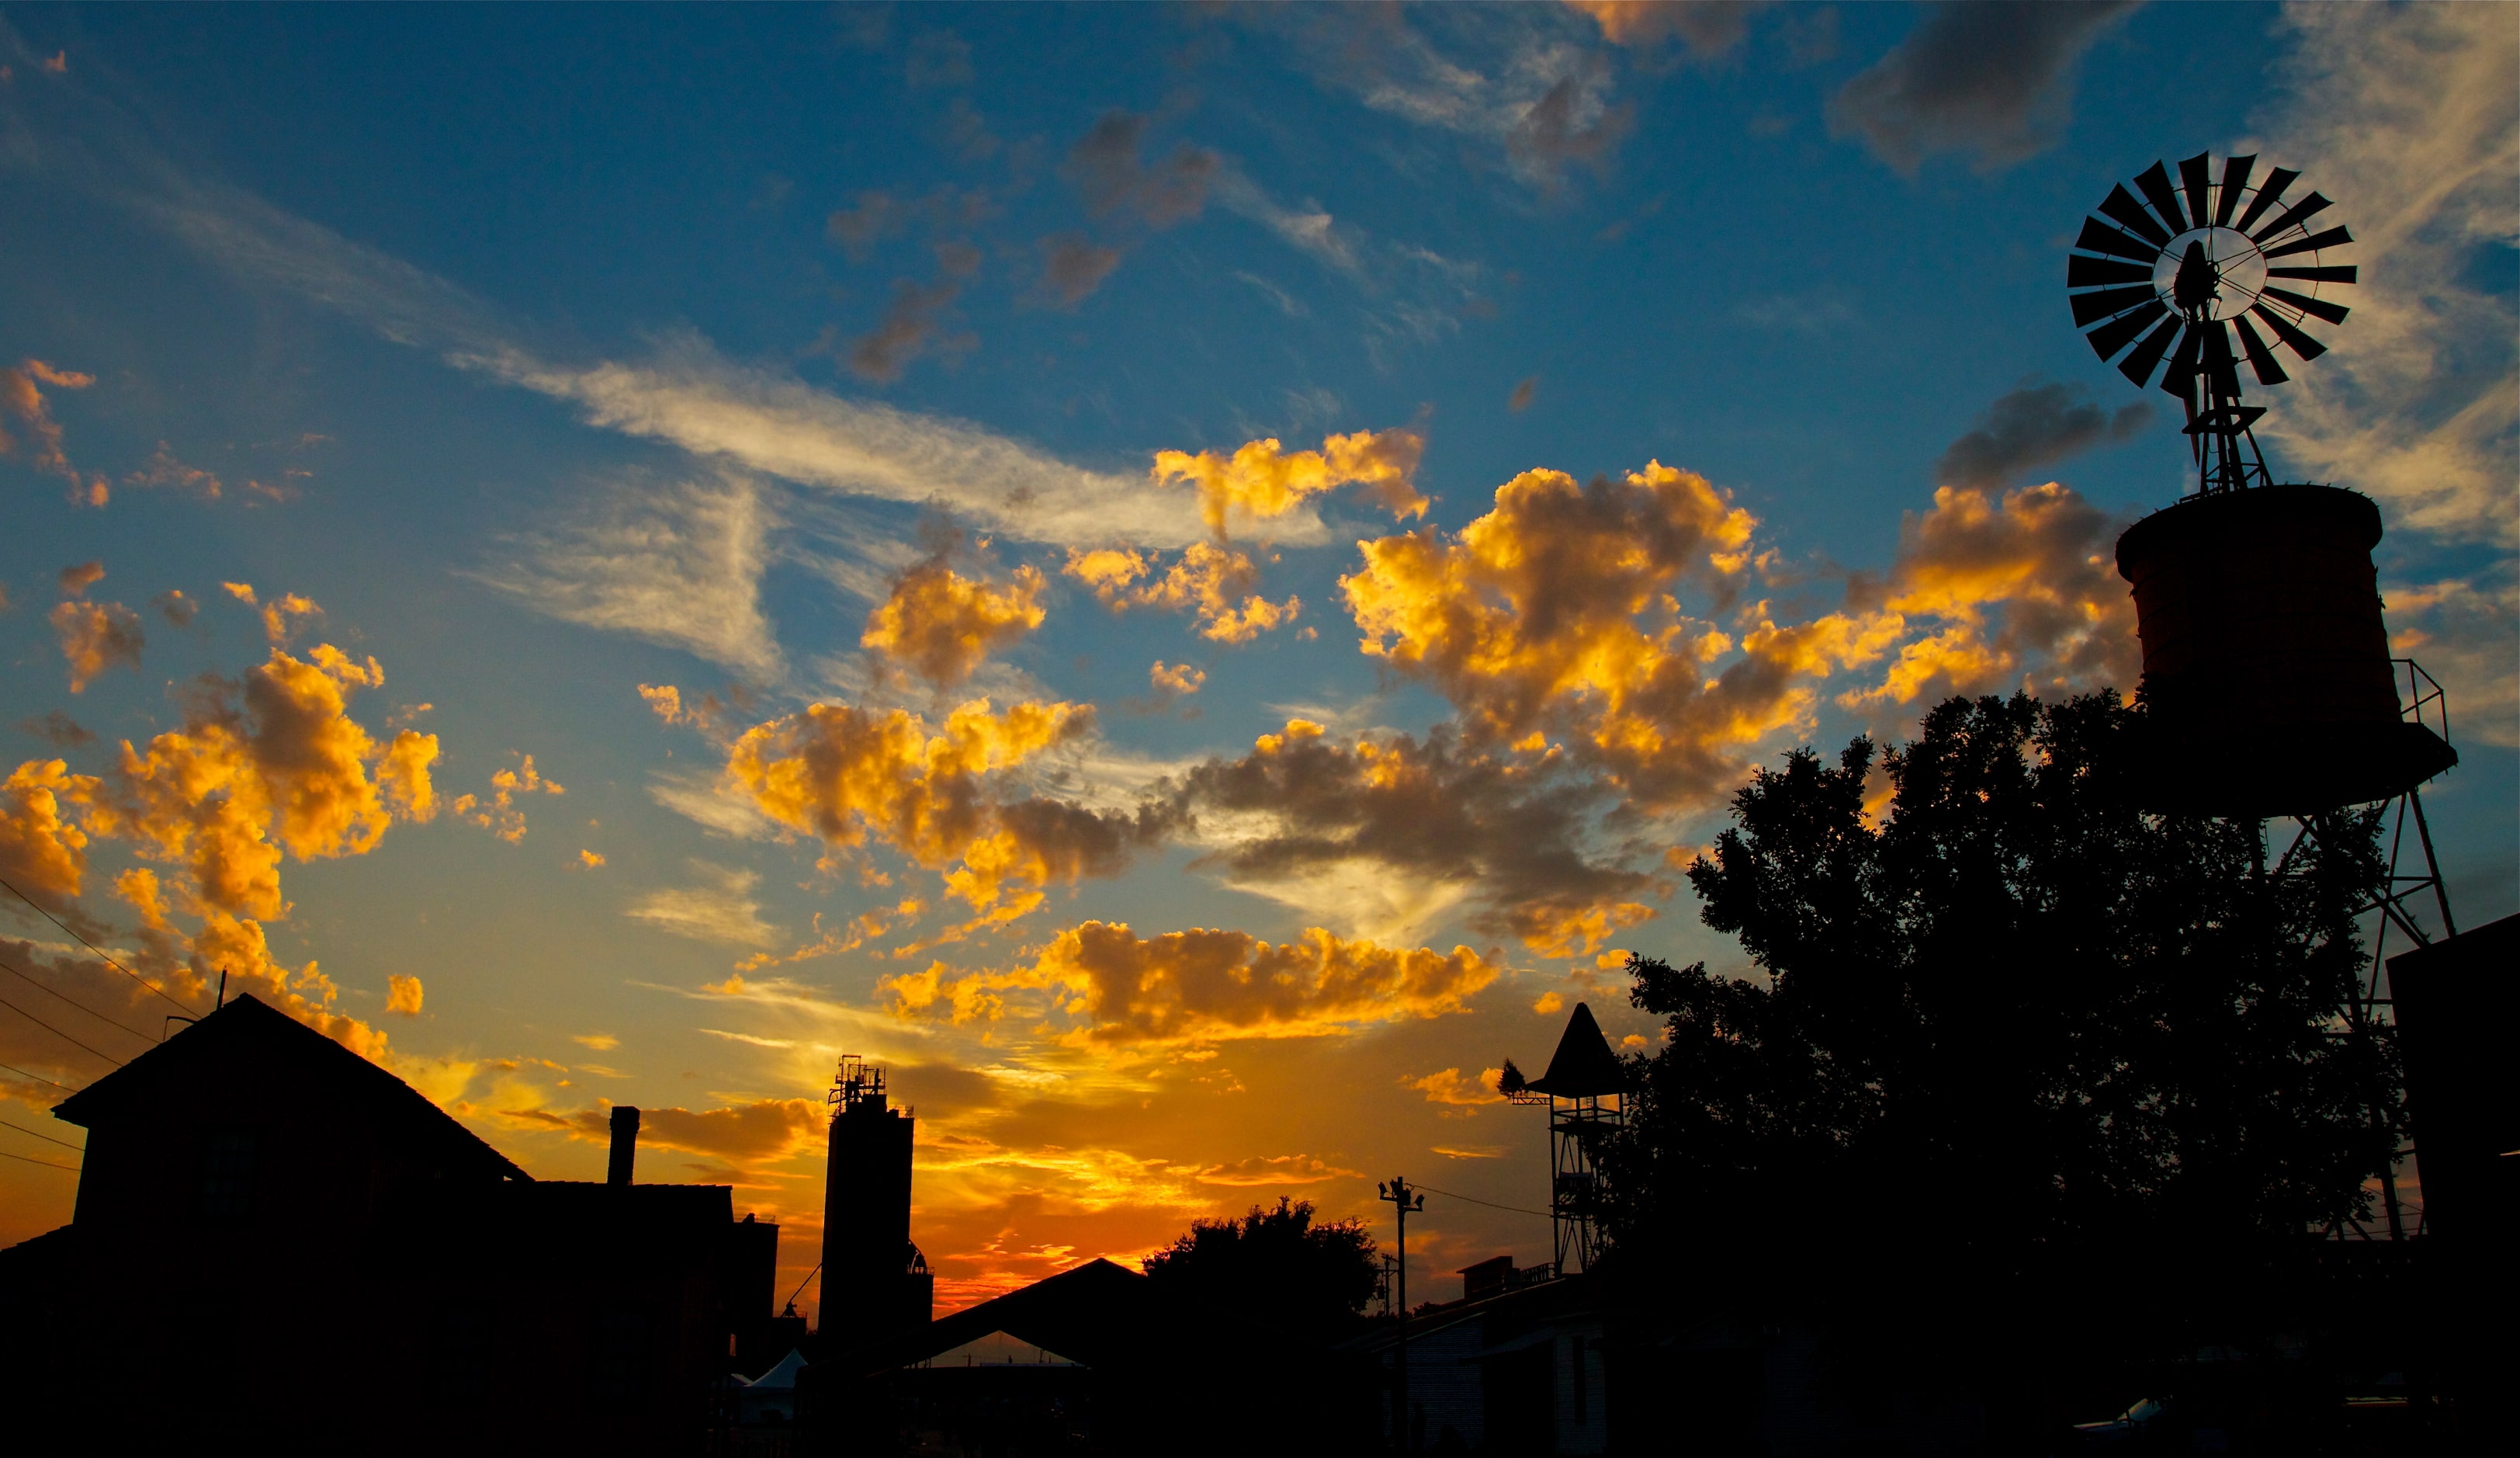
[1141,1197,1382,1342]
[1604,692,2394,1301]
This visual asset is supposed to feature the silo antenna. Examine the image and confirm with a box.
[2069,153,2356,495]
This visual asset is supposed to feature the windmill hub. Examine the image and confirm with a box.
[2159,228,2266,320]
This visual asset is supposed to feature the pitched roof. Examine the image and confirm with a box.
[49,993,526,1182]
[1527,1002,1624,1097]
[816,1258,1150,1378]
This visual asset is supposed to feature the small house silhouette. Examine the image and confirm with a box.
[0,994,780,1455]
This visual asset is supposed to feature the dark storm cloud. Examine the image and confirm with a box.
[1935,381,2149,490]
[152,588,197,627]
[849,279,968,384]
[19,710,95,748]
[1035,234,1122,308]
[1066,112,1218,230]
[1829,1,2140,174]
[1172,723,1662,958]
[1507,73,1637,192]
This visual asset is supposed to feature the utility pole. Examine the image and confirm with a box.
[1378,1175,1424,1453]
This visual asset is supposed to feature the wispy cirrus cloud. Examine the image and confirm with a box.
[470,469,787,682]
[624,860,782,949]
[62,109,1232,553]
[2248,1,2518,547]
[1242,4,1631,193]
[473,338,1231,550]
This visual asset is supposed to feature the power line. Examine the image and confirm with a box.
[0,953,159,1045]
[1409,1182,1552,1218]
[0,1116,82,1151]
[0,873,199,1014]
[0,992,127,1067]
[0,1062,80,1092]
[0,1147,78,1172]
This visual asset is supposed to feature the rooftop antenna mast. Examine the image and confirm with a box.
[2068,154,2356,496]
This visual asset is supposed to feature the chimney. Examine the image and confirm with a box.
[608,1106,640,1186]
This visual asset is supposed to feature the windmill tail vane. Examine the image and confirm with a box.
[2068,151,2358,495]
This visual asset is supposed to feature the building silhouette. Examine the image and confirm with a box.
[0,994,783,1454]
[817,1055,931,1338]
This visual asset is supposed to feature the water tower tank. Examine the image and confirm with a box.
[2114,484,2454,818]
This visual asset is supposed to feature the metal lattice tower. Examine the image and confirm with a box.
[1505,1003,1627,1276]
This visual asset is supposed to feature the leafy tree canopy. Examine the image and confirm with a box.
[1605,693,2393,1297]
[1141,1196,1381,1342]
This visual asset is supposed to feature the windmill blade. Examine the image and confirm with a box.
[2133,162,2190,241]
[2262,286,2352,326]
[2251,303,2328,362]
[2250,191,2336,245]
[2071,284,2160,326]
[2076,217,2162,264]
[2232,314,2290,386]
[2233,166,2301,234]
[2266,265,2358,285]
[2213,154,2257,227]
[2160,318,2205,398]
[2068,254,2154,288]
[2262,226,2353,262]
[2116,312,2182,388]
[2088,299,2169,363]
[2179,154,2215,232]
[2097,184,2172,247]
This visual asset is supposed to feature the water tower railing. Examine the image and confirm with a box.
[2393,658,2448,745]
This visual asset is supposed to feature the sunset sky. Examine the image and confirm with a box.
[4,3,2512,1314]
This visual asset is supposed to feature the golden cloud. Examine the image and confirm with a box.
[92,645,429,919]
[1406,1067,1506,1107]
[220,581,324,646]
[1148,661,1206,699]
[1191,1153,1362,1186]
[49,600,144,693]
[862,559,1048,688]
[1063,542,1298,644]
[636,682,747,739]
[1343,461,1915,810]
[1,358,107,506]
[384,973,423,1016]
[7,639,442,1064]
[451,753,560,842]
[0,759,100,909]
[726,698,1167,931]
[1839,481,2136,709]
[889,920,1496,1047]
[1153,428,1427,539]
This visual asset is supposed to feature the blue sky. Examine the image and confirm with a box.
[4,3,2512,1310]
